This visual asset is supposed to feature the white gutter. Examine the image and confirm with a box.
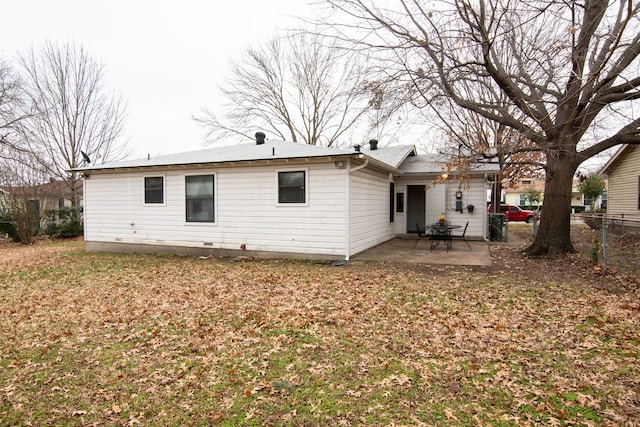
[484,173,494,241]
[345,158,369,261]
[349,158,369,174]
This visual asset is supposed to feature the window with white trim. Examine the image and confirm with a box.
[278,170,306,204]
[144,176,164,204]
[186,175,215,222]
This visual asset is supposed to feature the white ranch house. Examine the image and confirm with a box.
[76,138,499,260]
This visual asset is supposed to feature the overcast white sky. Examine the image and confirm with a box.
[0,1,613,173]
[0,0,316,159]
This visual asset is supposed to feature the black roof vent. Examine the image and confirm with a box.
[255,132,266,145]
[354,144,361,153]
[369,139,378,150]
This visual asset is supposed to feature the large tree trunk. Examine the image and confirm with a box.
[491,181,502,212]
[524,153,579,256]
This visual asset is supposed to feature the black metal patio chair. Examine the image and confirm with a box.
[412,222,428,248]
[450,221,472,250]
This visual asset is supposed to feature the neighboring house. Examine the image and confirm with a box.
[504,177,601,211]
[600,144,640,217]
[0,180,83,230]
[1,179,82,211]
[504,178,545,207]
[74,137,499,260]
[577,178,608,211]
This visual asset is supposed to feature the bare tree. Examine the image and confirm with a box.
[17,41,128,209]
[195,31,393,147]
[0,59,29,156]
[0,158,51,243]
[323,0,640,256]
[0,192,38,244]
[433,99,546,209]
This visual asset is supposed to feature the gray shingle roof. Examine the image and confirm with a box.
[73,138,497,175]
[360,144,416,169]
[75,140,416,172]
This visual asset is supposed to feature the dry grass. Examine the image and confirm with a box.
[0,239,639,426]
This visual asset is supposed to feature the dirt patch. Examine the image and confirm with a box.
[506,222,639,293]
[568,222,640,283]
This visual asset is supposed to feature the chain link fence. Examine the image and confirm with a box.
[577,213,640,276]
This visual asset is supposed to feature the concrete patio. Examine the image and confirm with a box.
[352,233,525,266]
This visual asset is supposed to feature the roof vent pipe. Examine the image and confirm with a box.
[369,139,378,150]
[354,144,361,153]
[255,132,266,145]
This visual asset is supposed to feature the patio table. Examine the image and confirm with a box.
[429,224,461,252]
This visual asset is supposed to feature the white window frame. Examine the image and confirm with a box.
[184,172,217,224]
[276,168,309,206]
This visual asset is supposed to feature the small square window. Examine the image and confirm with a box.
[145,177,164,204]
[278,171,306,204]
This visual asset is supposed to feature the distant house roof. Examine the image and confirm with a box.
[1,180,81,197]
[74,140,417,173]
[504,178,546,193]
[599,144,635,175]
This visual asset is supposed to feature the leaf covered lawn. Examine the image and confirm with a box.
[0,240,638,426]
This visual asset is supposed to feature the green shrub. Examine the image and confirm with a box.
[0,213,19,241]
[43,207,83,238]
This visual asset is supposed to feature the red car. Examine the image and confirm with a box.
[488,204,536,223]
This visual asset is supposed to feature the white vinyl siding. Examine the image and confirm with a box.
[606,146,640,215]
[84,162,349,257]
[443,178,488,238]
[349,168,395,256]
[395,175,488,239]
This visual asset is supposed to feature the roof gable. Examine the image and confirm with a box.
[359,144,416,169]
[600,144,637,175]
